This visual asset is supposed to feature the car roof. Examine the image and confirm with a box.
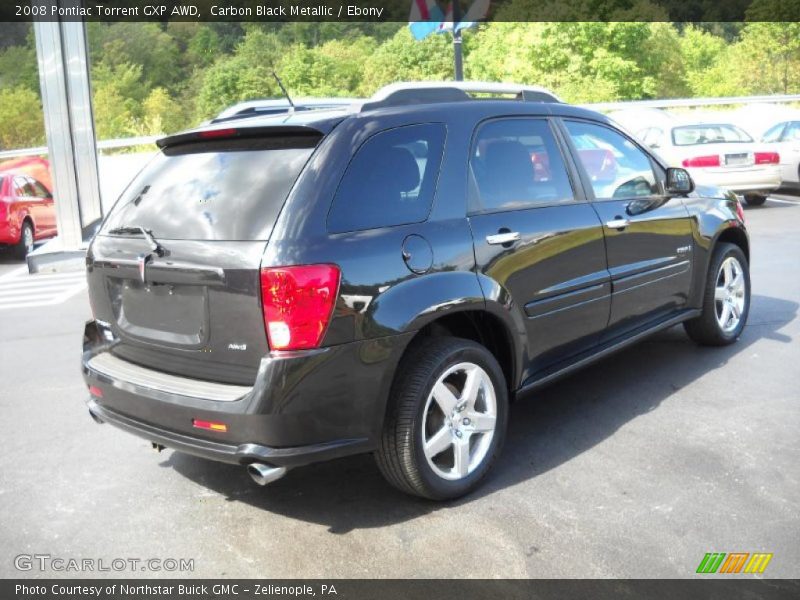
[160,82,613,146]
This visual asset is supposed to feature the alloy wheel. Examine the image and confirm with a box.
[422,362,497,481]
[23,225,33,253]
[714,256,746,333]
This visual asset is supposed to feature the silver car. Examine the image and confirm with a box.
[636,121,781,206]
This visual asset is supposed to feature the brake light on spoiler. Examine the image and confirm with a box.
[197,128,237,139]
[260,265,341,351]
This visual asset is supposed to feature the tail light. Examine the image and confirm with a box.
[682,155,721,168]
[754,152,780,165]
[736,198,746,223]
[260,265,340,351]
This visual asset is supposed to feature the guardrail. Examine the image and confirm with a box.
[2,93,800,161]
[583,93,800,112]
[0,134,160,161]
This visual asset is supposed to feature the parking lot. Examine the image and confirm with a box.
[1,196,798,579]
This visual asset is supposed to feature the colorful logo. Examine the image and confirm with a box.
[696,552,773,574]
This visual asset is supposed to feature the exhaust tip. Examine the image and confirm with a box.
[89,410,104,425]
[247,463,287,486]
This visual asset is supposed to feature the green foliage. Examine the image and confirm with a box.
[0,86,44,149]
[0,44,38,91]
[2,20,800,151]
[361,28,454,94]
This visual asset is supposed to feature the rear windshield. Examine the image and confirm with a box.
[671,124,753,146]
[100,137,318,241]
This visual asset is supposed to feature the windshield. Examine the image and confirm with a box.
[100,137,317,241]
[671,124,753,146]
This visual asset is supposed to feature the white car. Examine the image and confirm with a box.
[760,120,800,191]
[635,121,782,206]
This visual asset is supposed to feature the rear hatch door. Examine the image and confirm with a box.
[87,130,321,385]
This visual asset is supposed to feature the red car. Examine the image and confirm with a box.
[0,171,57,258]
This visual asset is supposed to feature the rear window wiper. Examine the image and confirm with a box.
[106,225,166,257]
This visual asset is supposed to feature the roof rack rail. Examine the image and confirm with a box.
[357,81,562,112]
[210,98,357,124]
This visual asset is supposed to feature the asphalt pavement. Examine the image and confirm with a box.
[1,195,798,578]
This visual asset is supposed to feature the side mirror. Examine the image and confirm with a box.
[665,167,694,196]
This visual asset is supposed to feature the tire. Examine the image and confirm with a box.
[743,193,767,206]
[375,336,509,500]
[684,243,750,346]
[14,221,34,259]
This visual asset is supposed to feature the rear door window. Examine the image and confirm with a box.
[327,123,446,233]
[100,136,318,241]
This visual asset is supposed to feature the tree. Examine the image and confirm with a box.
[280,37,377,96]
[138,88,184,135]
[361,28,453,95]
[0,86,44,149]
[194,29,285,120]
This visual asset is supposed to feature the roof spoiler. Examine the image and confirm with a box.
[156,125,324,149]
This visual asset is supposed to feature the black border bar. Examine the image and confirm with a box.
[3,0,800,22]
[3,579,800,600]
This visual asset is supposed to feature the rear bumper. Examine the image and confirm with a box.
[86,398,369,467]
[689,165,782,193]
[82,320,413,467]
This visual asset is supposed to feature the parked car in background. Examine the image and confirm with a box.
[82,82,751,500]
[0,172,57,258]
[635,121,781,206]
[760,120,800,192]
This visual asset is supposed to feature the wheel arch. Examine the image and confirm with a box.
[690,222,750,308]
[399,308,519,398]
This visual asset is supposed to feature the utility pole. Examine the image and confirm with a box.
[452,0,463,81]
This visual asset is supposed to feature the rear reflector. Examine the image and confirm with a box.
[260,264,340,351]
[754,152,780,165]
[192,419,228,433]
[682,155,721,168]
[198,128,237,139]
[88,385,103,398]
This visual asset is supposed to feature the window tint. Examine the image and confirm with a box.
[101,137,317,241]
[29,178,50,198]
[784,122,800,141]
[762,123,786,143]
[640,127,663,148]
[469,118,573,213]
[327,124,446,233]
[565,120,659,200]
[14,176,36,197]
[671,124,753,146]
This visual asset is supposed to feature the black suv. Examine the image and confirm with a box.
[82,82,750,500]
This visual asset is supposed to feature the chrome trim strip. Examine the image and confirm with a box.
[87,353,251,402]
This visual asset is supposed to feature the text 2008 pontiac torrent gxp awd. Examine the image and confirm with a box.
[82,82,750,500]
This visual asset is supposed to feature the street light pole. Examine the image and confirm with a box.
[452,0,463,81]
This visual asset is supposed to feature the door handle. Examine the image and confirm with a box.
[486,231,521,245]
[605,218,630,230]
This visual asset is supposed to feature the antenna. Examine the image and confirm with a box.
[272,71,295,110]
